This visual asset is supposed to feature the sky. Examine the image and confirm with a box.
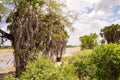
[65,0,120,45]
[1,0,120,46]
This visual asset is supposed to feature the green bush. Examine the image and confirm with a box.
[57,64,78,80]
[4,56,78,80]
[63,50,96,79]
[19,56,56,80]
[19,56,78,80]
[3,75,17,80]
[71,50,96,80]
[91,44,120,80]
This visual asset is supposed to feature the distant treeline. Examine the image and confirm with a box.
[66,45,79,48]
[0,46,12,49]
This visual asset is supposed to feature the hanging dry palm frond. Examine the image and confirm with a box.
[0,0,71,77]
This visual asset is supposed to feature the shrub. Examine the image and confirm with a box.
[4,56,78,80]
[19,56,79,80]
[91,44,120,80]
[19,56,56,80]
[3,75,16,80]
[67,50,96,80]
[57,64,78,80]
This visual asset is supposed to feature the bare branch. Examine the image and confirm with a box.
[0,29,13,41]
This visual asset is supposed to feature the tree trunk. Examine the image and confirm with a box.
[14,51,28,77]
[14,51,35,77]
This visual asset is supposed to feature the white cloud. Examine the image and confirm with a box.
[79,10,111,22]
[95,0,120,12]
[1,0,120,45]
[66,0,95,12]
[66,0,120,45]
[112,20,120,24]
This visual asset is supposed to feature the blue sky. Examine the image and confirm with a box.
[65,0,120,45]
[1,0,120,46]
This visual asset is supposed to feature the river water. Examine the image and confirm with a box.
[0,51,15,73]
[0,47,80,73]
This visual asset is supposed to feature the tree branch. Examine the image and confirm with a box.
[0,29,13,41]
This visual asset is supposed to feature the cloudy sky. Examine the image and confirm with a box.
[65,0,120,45]
[1,0,120,46]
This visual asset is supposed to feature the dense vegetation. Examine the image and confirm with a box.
[63,44,120,80]
[91,44,120,80]
[100,24,120,43]
[0,0,120,80]
[4,56,79,80]
[79,33,98,49]
[4,44,120,80]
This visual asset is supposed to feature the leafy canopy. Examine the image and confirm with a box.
[80,33,98,49]
[100,24,120,43]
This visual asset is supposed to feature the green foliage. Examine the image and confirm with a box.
[0,3,8,14]
[80,33,98,49]
[4,47,120,80]
[19,56,56,80]
[4,56,78,80]
[57,64,79,80]
[72,50,97,80]
[0,0,11,14]
[3,75,16,80]
[91,44,120,80]
[62,50,96,80]
[20,56,78,80]
[100,24,120,43]
[63,46,120,80]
